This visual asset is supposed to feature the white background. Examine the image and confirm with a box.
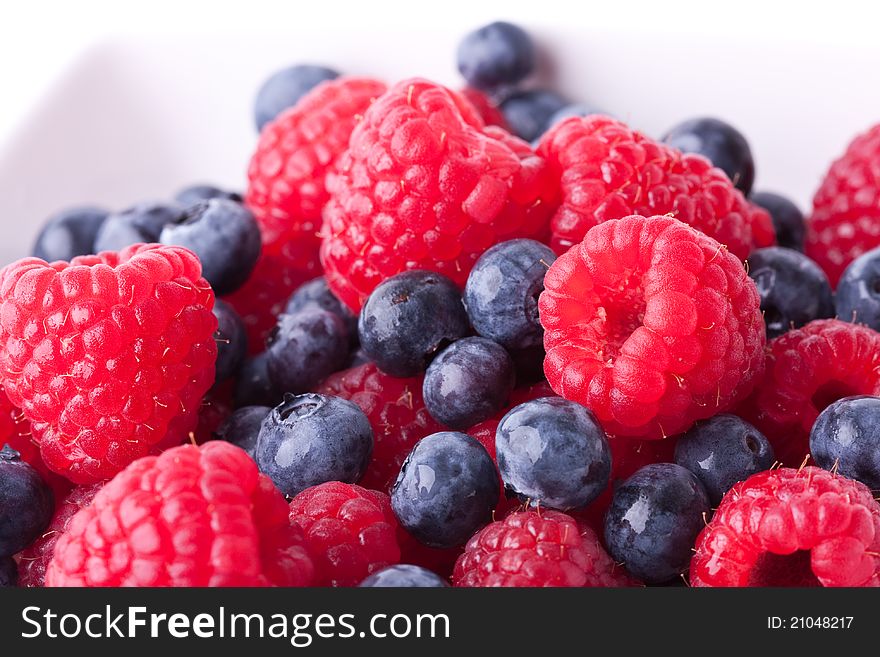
[0,0,878,263]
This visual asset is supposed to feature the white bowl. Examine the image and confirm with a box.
[0,16,877,266]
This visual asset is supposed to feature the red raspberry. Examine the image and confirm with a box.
[458,87,508,129]
[691,467,880,587]
[222,240,322,353]
[320,78,558,312]
[230,77,388,351]
[45,442,314,586]
[738,319,880,466]
[806,124,880,286]
[453,509,638,587]
[0,244,218,483]
[539,214,766,439]
[0,385,72,500]
[289,481,401,586]
[191,391,232,445]
[536,115,775,258]
[17,482,101,587]
[315,362,445,493]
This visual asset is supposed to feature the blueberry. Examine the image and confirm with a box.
[358,564,448,588]
[213,405,271,457]
[604,463,710,584]
[0,556,16,587]
[265,310,349,394]
[234,353,282,408]
[750,191,805,252]
[358,270,470,377]
[500,89,568,142]
[547,103,606,128]
[835,246,880,329]
[456,21,535,91]
[93,201,185,252]
[662,117,755,195]
[174,184,242,207]
[212,300,247,384]
[464,238,556,351]
[392,432,498,549]
[496,397,611,510]
[159,199,261,296]
[673,414,775,505]
[32,206,109,261]
[255,393,372,497]
[810,396,880,490]
[0,445,54,557]
[422,337,515,429]
[747,247,834,338]
[286,277,358,348]
[254,64,340,131]
[347,347,372,369]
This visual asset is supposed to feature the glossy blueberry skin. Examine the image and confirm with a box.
[93,201,185,253]
[0,446,54,558]
[662,117,755,195]
[0,556,16,587]
[836,246,880,330]
[234,353,283,409]
[358,564,448,588]
[747,247,834,338]
[464,239,556,351]
[359,271,470,377]
[255,393,373,497]
[391,432,499,549]
[500,89,568,142]
[673,414,774,505]
[286,277,358,348]
[174,184,242,207]
[750,191,805,252]
[32,206,109,262]
[213,405,271,458]
[159,199,261,295]
[604,463,710,584]
[456,21,535,91]
[810,396,880,490]
[212,300,247,384]
[254,64,340,131]
[496,397,611,510]
[423,337,515,429]
[265,309,349,394]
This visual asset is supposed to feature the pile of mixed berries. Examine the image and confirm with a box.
[4,21,880,588]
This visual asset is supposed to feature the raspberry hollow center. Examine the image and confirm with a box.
[747,551,821,587]
[597,274,646,361]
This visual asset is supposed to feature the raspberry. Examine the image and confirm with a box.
[806,124,880,286]
[230,77,388,351]
[691,467,880,587]
[539,215,766,439]
[453,509,637,587]
[223,240,322,352]
[458,87,508,129]
[289,481,401,586]
[246,77,388,248]
[17,482,101,587]
[45,442,314,586]
[0,244,218,483]
[315,362,445,493]
[0,385,71,500]
[320,78,558,312]
[536,115,775,258]
[738,319,880,466]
